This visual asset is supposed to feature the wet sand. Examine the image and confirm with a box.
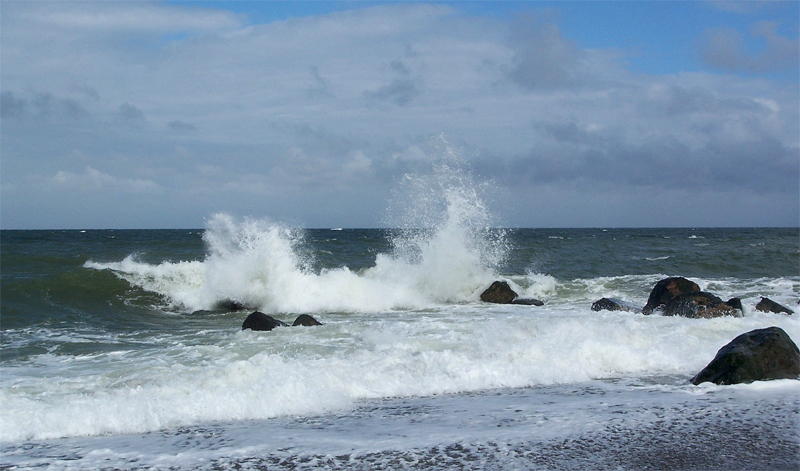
[3,379,798,470]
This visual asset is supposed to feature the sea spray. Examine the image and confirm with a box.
[199,214,314,311]
[86,142,508,311]
[381,137,509,302]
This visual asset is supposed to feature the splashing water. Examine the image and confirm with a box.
[382,140,508,302]
[87,141,508,313]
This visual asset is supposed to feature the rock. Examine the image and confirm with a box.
[691,326,800,385]
[642,277,701,314]
[215,299,249,311]
[662,291,742,318]
[591,297,642,313]
[726,297,743,312]
[480,281,518,304]
[755,297,794,315]
[242,312,287,331]
[478,281,542,306]
[293,314,323,326]
[511,298,544,306]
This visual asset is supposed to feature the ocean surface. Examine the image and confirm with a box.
[2,171,800,470]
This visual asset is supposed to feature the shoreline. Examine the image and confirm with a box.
[3,379,798,470]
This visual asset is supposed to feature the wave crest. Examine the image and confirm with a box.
[87,154,508,313]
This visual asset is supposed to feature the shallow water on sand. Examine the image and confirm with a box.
[3,378,797,470]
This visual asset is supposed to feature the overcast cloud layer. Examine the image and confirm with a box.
[1,1,798,228]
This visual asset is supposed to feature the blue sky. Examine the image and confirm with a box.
[1,1,798,228]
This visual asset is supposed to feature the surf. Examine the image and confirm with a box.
[86,143,508,314]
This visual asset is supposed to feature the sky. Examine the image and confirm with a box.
[1,0,798,229]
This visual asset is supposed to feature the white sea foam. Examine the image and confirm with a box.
[4,377,798,471]
[87,154,507,314]
[87,214,496,314]
[2,306,798,443]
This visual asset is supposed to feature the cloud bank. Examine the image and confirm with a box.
[1,2,797,228]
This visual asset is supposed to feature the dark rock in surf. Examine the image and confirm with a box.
[480,281,518,304]
[242,312,287,331]
[511,298,544,306]
[591,297,642,313]
[642,277,701,315]
[756,297,794,315]
[216,299,248,311]
[726,297,743,312]
[662,292,742,319]
[691,326,800,385]
[293,314,323,326]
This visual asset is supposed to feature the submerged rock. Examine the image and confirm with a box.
[511,298,544,306]
[643,277,700,315]
[662,292,742,318]
[242,312,287,331]
[480,281,518,304]
[691,326,800,385]
[591,297,642,313]
[293,314,323,326]
[755,297,794,315]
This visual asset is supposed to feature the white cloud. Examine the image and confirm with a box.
[506,14,581,89]
[53,167,162,194]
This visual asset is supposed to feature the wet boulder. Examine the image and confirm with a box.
[293,314,323,326]
[591,297,642,313]
[480,281,518,304]
[662,292,742,319]
[691,326,800,385]
[643,277,700,314]
[755,297,794,315]
[242,312,287,331]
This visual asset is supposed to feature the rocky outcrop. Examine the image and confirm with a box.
[662,292,742,318]
[755,297,794,315]
[480,281,518,304]
[642,277,700,314]
[242,312,288,331]
[691,326,800,385]
[591,297,642,313]
[293,314,323,326]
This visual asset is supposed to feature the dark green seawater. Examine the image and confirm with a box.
[502,227,799,279]
[2,227,798,332]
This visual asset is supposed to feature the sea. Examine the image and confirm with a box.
[1,167,799,470]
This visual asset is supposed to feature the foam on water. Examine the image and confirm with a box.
[4,377,798,471]
[2,304,798,443]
